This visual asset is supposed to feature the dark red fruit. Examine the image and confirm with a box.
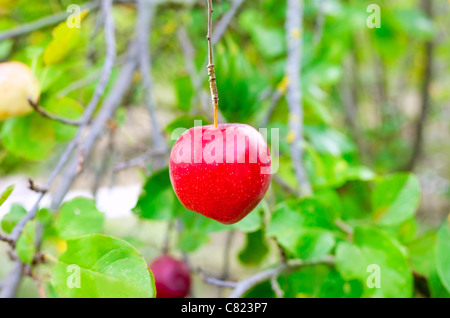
[169,123,271,224]
[150,255,191,298]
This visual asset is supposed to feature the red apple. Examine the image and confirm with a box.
[169,123,271,224]
[150,255,191,298]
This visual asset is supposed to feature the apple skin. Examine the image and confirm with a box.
[0,61,40,120]
[150,255,191,298]
[169,123,271,224]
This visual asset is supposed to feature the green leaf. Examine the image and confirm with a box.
[54,197,105,239]
[372,173,420,226]
[407,231,449,297]
[278,265,331,298]
[1,204,26,234]
[51,234,155,298]
[0,184,14,207]
[16,221,36,264]
[267,200,337,259]
[133,168,175,220]
[408,232,436,277]
[436,220,450,293]
[394,9,435,40]
[267,203,304,252]
[239,10,285,59]
[36,208,53,226]
[317,270,364,298]
[429,267,450,298]
[231,207,263,233]
[1,115,55,161]
[293,229,335,260]
[304,125,355,157]
[304,62,342,86]
[335,226,413,297]
[238,230,269,266]
[43,10,89,65]
[178,230,210,252]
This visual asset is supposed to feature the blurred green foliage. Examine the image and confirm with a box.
[0,0,449,298]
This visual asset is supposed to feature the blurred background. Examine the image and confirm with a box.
[0,0,449,298]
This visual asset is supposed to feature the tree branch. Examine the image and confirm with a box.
[210,0,244,45]
[0,233,14,245]
[1,0,119,298]
[8,0,117,245]
[0,262,23,298]
[227,256,335,298]
[0,2,100,42]
[407,0,434,171]
[285,0,312,197]
[202,256,335,298]
[136,0,168,170]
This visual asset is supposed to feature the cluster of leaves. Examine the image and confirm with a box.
[0,0,449,299]
[0,187,156,298]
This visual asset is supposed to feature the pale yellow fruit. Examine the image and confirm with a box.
[0,61,40,120]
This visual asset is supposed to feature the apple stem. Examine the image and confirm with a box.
[206,0,219,128]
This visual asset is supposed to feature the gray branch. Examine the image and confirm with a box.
[0,2,99,42]
[227,256,335,298]
[211,0,245,46]
[136,0,167,170]
[1,0,120,298]
[0,262,23,298]
[285,0,312,197]
[9,0,117,244]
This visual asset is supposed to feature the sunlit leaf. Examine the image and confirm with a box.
[51,234,155,298]
[372,173,420,226]
[16,221,36,264]
[54,197,105,240]
[43,10,89,65]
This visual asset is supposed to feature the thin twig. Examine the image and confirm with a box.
[313,0,325,47]
[113,149,169,171]
[162,220,174,255]
[28,98,81,126]
[206,0,219,128]
[27,179,47,194]
[260,90,282,128]
[272,174,297,196]
[191,0,244,122]
[270,276,284,298]
[199,268,238,289]
[177,26,207,112]
[285,0,312,197]
[217,230,235,296]
[0,233,14,245]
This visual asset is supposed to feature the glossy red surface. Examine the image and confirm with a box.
[169,123,272,224]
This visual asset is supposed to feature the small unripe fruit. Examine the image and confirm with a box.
[150,255,191,298]
[0,61,40,120]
